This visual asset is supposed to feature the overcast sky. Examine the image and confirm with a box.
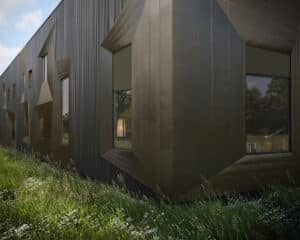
[0,0,61,75]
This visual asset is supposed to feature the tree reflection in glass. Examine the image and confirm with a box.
[246,75,289,153]
[114,90,132,150]
[62,78,69,144]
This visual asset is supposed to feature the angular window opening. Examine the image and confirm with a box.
[246,46,291,154]
[7,112,16,145]
[13,84,16,100]
[23,103,29,144]
[2,84,6,108]
[38,103,52,141]
[62,77,70,144]
[40,117,45,138]
[28,70,32,88]
[113,46,132,150]
[7,88,10,103]
[43,55,48,82]
[12,119,15,143]
[23,74,26,88]
[21,73,30,145]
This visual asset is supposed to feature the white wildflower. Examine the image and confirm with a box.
[14,224,31,238]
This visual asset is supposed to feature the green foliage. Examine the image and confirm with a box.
[246,77,289,134]
[0,148,299,240]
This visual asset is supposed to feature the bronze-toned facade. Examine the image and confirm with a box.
[0,0,300,200]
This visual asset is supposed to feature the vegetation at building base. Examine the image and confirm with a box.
[0,148,299,240]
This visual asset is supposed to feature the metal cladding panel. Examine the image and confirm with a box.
[53,0,127,175]
[130,0,174,193]
[68,0,126,177]
[172,0,246,195]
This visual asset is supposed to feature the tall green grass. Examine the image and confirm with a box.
[0,148,299,239]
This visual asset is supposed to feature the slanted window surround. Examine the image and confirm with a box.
[37,54,52,142]
[113,45,132,150]
[100,1,143,172]
[246,46,291,154]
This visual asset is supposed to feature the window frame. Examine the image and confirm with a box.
[13,84,16,100]
[28,70,32,88]
[61,77,70,145]
[112,45,133,151]
[23,73,26,89]
[39,115,45,140]
[12,117,16,143]
[7,112,16,145]
[245,48,292,155]
[7,88,10,103]
[2,83,6,107]
[43,54,48,83]
[23,102,29,145]
[113,89,132,150]
[37,103,51,142]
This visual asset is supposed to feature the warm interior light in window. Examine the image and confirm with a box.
[113,46,132,150]
[116,118,126,138]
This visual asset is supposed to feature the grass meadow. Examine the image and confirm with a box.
[0,148,299,239]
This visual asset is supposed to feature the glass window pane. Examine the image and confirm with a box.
[23,74,26,88]
[23,103,29,144]
[2,84,6,108]
[44,55,48,82]
[113,46,132,150]
[8,113,16,144]
[62,78,69,144]
[13,84,16,99]
[12,119,15,142]
[28,71,32,88]
[38,104,51,141]
[40,117,45,139]
[246,75,290,153]
[114,90,132,149]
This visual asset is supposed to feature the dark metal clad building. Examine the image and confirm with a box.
[1,0,300,200]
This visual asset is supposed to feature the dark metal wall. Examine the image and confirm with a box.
[63,0,126,177]
[172,0,245,195]
[0,0,127,179]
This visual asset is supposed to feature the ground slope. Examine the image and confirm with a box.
[0,148,299,239]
